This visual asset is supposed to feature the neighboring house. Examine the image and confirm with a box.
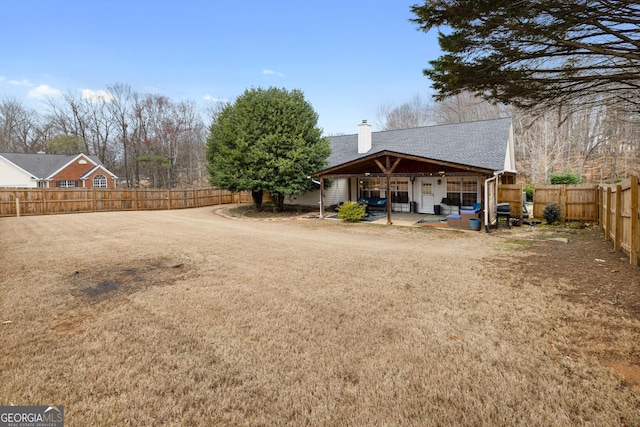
[293,117,516,224]
[0,152,117,188]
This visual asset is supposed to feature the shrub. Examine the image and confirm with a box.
[542,203,562,225]
[550,170,582,184]
[524,183,534,202]
[337,201,367,222]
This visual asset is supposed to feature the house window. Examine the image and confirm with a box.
[93,174,107,188]
[390,178,409,203]
[359,177,381,199]
[56,180,77,188]
[446,177,479,207]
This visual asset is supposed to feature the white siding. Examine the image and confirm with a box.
[286,178,351,207]
[503,124,517,172]
[0,158,37,187]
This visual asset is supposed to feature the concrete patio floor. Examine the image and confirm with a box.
[367,212,449,227]
[323,211,451,227]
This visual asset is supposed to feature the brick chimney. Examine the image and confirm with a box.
[357,120,372,153]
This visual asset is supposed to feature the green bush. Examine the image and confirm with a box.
[550,170,582,184]
[337,201,367,222]
[524,183,534,202]
[542,203,562,225]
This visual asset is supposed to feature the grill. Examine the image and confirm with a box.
[497,203,511,214]
[496,203,511,228]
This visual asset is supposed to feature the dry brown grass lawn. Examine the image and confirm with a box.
[1,206,639,426]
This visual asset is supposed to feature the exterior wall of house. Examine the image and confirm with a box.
[285,178,350,208]
[293,175,484,214]
[0,158,37,187]
[51,160,115,188]
[84,169,116,188]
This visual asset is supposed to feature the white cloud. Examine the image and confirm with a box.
[29,84,62,99]
[203,95,228,103]
[262,69,285,78]
[9,78,34,87]
[82,89,116,102]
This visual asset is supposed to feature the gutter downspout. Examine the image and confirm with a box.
[309,176,323,219]
[484,170,505,233]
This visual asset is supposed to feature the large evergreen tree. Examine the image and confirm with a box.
[411,1,640,112]
[206,87,330,211]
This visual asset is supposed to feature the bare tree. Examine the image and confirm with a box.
[433,92,510,125]
[514,112,573,184]
[376,94,434,130]
[107,83,134,187]
[45,92,91,153]
[0,98,44,152]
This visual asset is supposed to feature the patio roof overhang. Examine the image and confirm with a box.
[311,150,495,178]
[312,150,515,225]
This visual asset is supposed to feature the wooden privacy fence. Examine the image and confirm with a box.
[497,184,524,219]
[599,176,639,266]
[533,184,599,222]
[0,188,253,217]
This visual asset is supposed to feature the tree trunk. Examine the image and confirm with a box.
[271,193,285,212]
[252,189,263,208]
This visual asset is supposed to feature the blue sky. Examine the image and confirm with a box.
[0,0,441,135]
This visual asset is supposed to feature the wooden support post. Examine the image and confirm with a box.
[615,184,622,252]
[630,176,638,266]
[319,177,325,219]
[15,192,20,217]
[386,175,392,225]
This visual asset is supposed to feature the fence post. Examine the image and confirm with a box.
[631,176,638,266]
[615,184,622,252]
[93,188,97,212]
[605,187,612,242]
[560,184,566,222]
[42,187,47,215]
[598,186,603,229]
[15,191,20,217]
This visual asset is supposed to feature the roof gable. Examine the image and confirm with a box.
[48,153,98,179]
[0,153,111,179]
[0,154,38,179]
[326,117,514,173]
[79,164,117,179]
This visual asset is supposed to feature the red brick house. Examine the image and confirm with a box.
[0,152,117,188]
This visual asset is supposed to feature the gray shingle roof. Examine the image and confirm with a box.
[0,153,106,178]
[327,117,512,171]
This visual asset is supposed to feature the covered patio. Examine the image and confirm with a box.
[312,150,514,228]
[298,118,518,230]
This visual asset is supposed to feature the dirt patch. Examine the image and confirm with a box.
[496,223,640,391]
[73,258,191,301]
[604,360,640,391]
[505,224,640,319]
[225,204,317,219]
